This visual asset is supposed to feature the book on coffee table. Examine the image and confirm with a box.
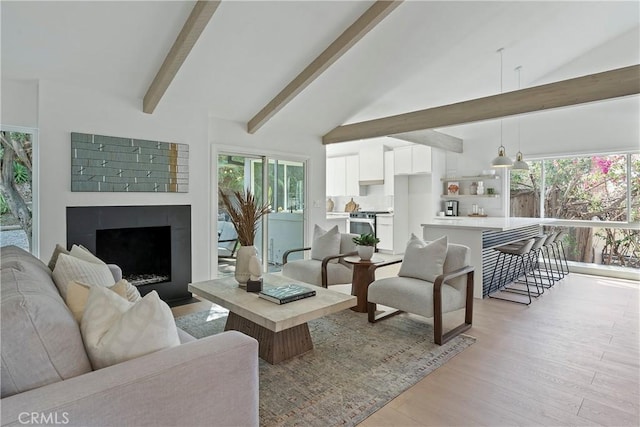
[258,284,316,304]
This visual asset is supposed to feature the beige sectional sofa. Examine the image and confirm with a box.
[0,246,259,427]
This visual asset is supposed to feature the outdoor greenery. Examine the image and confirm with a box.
[352,233,380,247]
[511,154,639,267]
[0,131,33,249]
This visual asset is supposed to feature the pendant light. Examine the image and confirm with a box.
[491,48,513,168]
[512,65,529,170]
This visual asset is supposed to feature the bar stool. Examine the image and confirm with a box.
[542,232,564,283]
[488,238,538,305]
[552,230,570,276]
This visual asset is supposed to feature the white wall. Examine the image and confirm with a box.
[35,79,212,281]
[209,117,326,252]
[1,79,38,128]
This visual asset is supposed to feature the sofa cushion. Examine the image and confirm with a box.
[65,279,128,323]
[399,234,448,283]
[310,225,341,262]
[1,245,54,287]
[282,259,352,286]
[52,253,115,299]
[1,267,93,398]
[368,275,465,318]
[81,287,180,370]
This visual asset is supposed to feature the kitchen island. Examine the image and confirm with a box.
[422,217,542,298]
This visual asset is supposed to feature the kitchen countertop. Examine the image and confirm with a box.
[422,217,543,231]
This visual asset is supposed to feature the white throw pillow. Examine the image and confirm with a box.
[47,243,70,271]
[68,244,142,303]
[310,224,341,262]
[52,253,115,299]
[81,286,180,370]
[69,244,104,265]
[398,234,448,283]
[65,280,128,323]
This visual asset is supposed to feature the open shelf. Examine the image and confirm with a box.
[441,175,500,182]
[440,194,499,199]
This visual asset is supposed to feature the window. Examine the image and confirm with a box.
[510,153,639,269]
[0,128,37,254]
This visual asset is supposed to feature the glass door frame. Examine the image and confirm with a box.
[215,146,308,274]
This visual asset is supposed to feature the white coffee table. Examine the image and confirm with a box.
[188,274,356,364]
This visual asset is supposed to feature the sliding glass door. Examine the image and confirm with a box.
[217,153,305,277]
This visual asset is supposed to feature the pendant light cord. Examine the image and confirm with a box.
[498,48,504,146]
[516,65,522,152]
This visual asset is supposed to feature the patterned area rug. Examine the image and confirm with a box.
[176,309,475,427]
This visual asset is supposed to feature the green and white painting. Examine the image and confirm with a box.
[71,132,188,193]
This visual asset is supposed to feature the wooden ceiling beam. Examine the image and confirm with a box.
[143,1,221,114]
[391,130,463,153]
[322,64,640,144]
[247,0,403,134]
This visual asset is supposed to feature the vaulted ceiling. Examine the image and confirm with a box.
[2,1,639,142]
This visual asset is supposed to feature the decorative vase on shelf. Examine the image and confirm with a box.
[476,181,485,195]
[357,245,374,261]
[327,197,334,212]
[470,182,478,195]
[235,246,257,286]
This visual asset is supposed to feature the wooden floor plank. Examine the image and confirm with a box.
[578,398,639,426]
[173,272,639,426]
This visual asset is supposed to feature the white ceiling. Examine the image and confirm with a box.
[2,1,639,141]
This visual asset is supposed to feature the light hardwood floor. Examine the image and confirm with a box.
[174,273,639,426]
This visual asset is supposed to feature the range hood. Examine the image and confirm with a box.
[358,146,384,186]
[359,179,384,186]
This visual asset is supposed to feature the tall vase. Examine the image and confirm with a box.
[235,245,257,286]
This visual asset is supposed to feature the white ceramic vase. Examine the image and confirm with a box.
[235,245,257,286]
[357,245,374,261]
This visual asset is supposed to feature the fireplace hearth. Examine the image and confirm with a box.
[66,205,191,302]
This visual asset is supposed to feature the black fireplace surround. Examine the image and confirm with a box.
[66,205,191,302]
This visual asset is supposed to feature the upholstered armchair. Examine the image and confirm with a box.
[282,225,358,288]
[367,235,474,345]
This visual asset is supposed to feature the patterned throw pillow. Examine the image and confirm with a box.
[81,286,180,370]
[52,254,115,299]
[69,244,142,303]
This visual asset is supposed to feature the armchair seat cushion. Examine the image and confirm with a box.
[368,276,466,318]
[282,259,352,287]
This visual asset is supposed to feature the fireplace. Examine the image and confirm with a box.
[66,205,191,302]
[96,226,171,287]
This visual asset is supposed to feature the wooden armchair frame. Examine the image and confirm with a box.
[282,247,357,288]
[366,259,474,345]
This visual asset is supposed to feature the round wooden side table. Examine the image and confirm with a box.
[343,256,385,313]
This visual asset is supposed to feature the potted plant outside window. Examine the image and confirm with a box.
[352,233,380,261]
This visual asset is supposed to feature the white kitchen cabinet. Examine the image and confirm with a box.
[384,150,394,196]
[411,145,432,174]
[359,145,384,184]
[345,155,360,196]
[394,145,432,175]
[326,157,346,196]
[376,215,394,251]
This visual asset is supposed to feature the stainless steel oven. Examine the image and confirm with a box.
[348,212,376,236]
[348,211,391,245]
